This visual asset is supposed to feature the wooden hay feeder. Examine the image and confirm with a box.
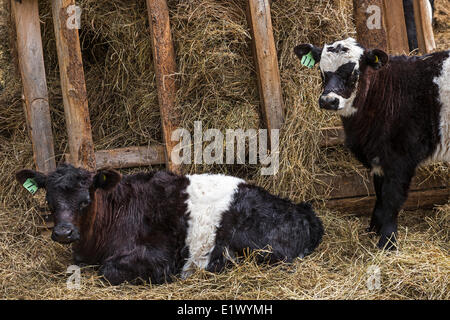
[9,0,448,227]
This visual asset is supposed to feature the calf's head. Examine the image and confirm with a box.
[16,164,121,244]
[294,37,388,116]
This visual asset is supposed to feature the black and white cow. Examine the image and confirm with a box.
[16,164,324,285]
[294,37,449,249]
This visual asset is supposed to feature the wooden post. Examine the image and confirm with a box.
[146,0,180,174]
[353,0,409,54]
[51,0,96,170]
[6,0,19,77]
[247,0,284,135]
[11,0,56,173]
[413,0,436,54]
[382,0,409,54]
[353,0,388,51]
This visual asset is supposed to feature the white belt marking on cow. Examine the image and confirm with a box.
[431,55,450,162]
[182,174,244,278]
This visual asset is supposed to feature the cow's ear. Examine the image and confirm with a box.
[16,169,47,193]
[294,44,322,68]
[93,169,122,191]
[365,49,388,69]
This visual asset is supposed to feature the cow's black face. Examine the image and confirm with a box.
[45,166,92,243]
[16,164,122,244]
[294,37,388,117]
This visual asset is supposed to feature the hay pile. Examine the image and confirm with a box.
[435,0,450,51]
[0,0,448,299]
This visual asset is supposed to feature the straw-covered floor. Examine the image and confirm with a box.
[0,0,448,299]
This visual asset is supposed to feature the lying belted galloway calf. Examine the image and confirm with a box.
[294,37,449,249]
[16,164,323,285]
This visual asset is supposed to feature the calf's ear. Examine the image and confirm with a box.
[16,169,47,189]
[93,168,122,191]
[293,44,323,67]
[365,49,388,69]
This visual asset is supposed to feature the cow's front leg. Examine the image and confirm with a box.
[368,174,384,234]
[99,247,172,285]
[99,260,134,285]
[376,169,414,250]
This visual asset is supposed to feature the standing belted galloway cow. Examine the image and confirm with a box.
[294,37,449,249]
[16,164,323,285]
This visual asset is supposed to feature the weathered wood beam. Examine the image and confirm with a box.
[324,187,449,215]
[65,145,166,170]
[146,0,181,174]
[315,168,449,199]
[413,0,436,54]
[11,0,56,173]
[353,0,388,51]
[51,0,96,170]
[247,0,284,136]
[353,0,409,54]
[94,145,165,169]
[382,0,409,54]
[314,168,449,214]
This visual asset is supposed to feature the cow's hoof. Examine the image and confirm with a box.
[98,264,123,286]
[376,223,398,250]
[377,233,397,250]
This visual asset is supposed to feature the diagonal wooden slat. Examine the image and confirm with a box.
[51,0,96,170]
[11,0,56,173]
[413,0,436,54]
[247,0,284,139]
[146,0,181,174]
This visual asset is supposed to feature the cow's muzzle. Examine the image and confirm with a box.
[51,223,80,244]
[319,95,340,111]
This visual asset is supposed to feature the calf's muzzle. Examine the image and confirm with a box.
[52,223,80,244]
[319,95,339,110]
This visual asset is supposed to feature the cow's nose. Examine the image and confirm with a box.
[319,95,340,110]
[52,224,74,243]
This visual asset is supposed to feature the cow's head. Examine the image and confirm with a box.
[294,37,388,117]
[16,164,121,244]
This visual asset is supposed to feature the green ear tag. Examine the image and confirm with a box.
[301,51,315,69]
[23,178,38,195]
